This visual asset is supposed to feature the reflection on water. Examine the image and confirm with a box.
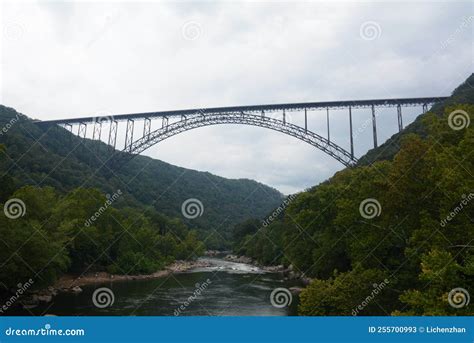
[25,258,301,316]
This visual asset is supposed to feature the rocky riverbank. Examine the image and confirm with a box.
[223,254,312,285]
[21,259,212,309]
[204,250,231,257]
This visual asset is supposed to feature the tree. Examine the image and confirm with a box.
[396,249,473,315]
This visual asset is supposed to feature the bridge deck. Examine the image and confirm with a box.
[37,96,448,125]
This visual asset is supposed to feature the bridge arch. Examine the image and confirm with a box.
[122,112,358,167]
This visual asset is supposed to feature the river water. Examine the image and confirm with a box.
[25,257,301,316]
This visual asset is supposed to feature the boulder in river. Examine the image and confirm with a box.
[70,286,83,294]
[287,270,301,280]
[37,294,53,303]
[22,296,39,309]
[262,265,285,272]
[224,254,253,264]
[47,286,58,296]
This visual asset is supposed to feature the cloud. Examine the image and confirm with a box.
[1,1,472,193]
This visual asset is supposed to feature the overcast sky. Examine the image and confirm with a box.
[1,0,472,194]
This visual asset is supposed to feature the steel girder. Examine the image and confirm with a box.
[37,97,448,126]
[123,113,358,167]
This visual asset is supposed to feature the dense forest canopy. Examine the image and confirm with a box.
[0,182,205,290]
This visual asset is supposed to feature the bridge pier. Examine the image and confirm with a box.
[92,121,102,154]
[78,122,87,140]
[92,121,102,141]
[283,110,286,124]
[125,119,135,151]
[143,117,151,138]
[326,107,330,141]
[304,109,307,133]
[162,116,168,129]
[108,120,118,150]
[349,106,354,159]
[371,105,378,148]
[65,123,73,144]
[397,104,403,132]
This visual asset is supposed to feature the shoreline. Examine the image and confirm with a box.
[25,259,212,307]
[53,259,212,290]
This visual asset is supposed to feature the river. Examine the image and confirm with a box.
[23,257,301,316]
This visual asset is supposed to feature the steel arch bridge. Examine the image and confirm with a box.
[129,113,355,166]
[36,96,448,168]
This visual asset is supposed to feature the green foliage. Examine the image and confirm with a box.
[232,217,291,265]
[0,181,206,290]
[299,266,392,316]
[395,249,472,316]
[0,187,70,288]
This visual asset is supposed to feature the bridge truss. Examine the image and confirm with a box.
[37,96,448,168]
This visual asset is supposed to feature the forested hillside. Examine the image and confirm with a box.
[0,183,206,291]
[0,105,283,249]
[232,75,474,315]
